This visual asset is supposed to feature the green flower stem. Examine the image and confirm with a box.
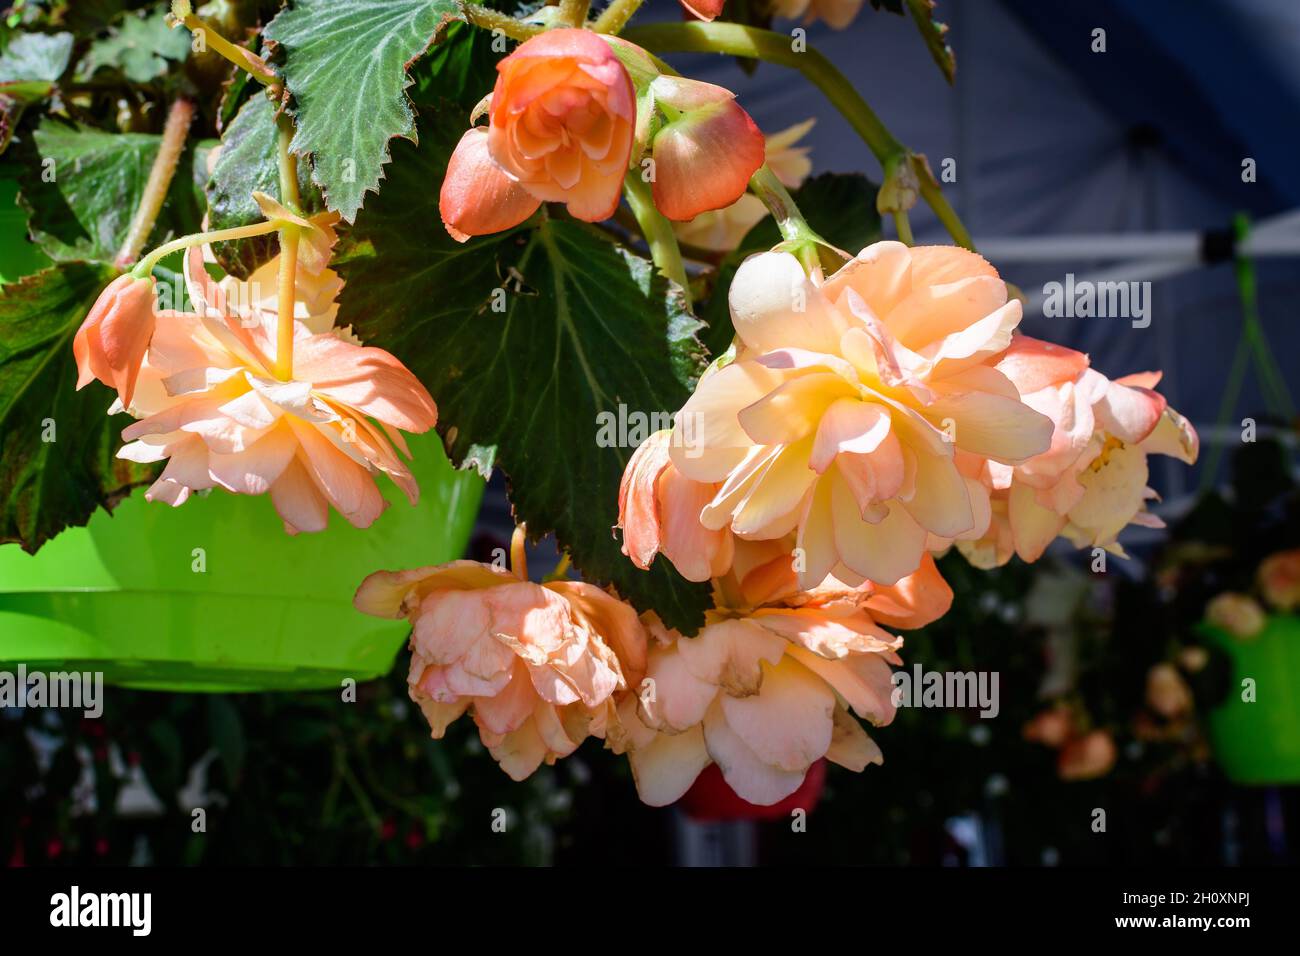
[170,1,278,87]
[748,164,817,246]
[461,3,546,41]
[623,173,692,308]
[277,114,302,212]
[276,230,300,381]
[543,553,573,582]
[893,210,914,245]
[275,117,301,381]
[622,21,975,250]
[559,0,591,28]
[114,98,195,270]
[593,0,644,34]
[131,219,287,278]
[916,175,972,250]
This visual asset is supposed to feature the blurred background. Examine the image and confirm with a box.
[2,0,1299,865]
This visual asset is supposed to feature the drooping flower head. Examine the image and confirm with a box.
[116,225,437,533]
[668,241,1052,589]
[1205,591,1266,639]
[676,0,726,21]
[644,76,765,221]
[770,0,866,30]
[1258,549,1300,612]
[608,557,949,806]
[674,118,815,252]
[73,273,159,407]
[959,335,1199,567]
[440,28,636,240]
[618,428,735,583]
[355,544,648,781]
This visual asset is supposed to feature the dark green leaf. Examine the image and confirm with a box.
[264,0,464,222]
[141,717,184,803]
[205,93,323,278]
[17,118,204,263]
[207,696,246,782]
[75,9,190,84]
[408,20,502,111]
[336,109,713,632]
[0,261,156,552]
[700,172,882,358]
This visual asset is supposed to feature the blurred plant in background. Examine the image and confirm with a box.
[0,666,576,865]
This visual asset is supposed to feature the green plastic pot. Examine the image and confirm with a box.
[0,437,483,692]
[0,179,484,692]
[1200,614,1300,785]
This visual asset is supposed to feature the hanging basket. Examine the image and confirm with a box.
[1200,614,1300,785]
[0,178,482,691]
[0,432,483,692]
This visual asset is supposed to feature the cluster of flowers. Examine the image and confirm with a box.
[71,25,1200,807]
[440,29,766,240]
[74,194,438,531]
[1205,548,1300,638]
[351,236,1198,806]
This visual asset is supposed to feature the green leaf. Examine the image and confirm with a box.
[0,31,73,95]
[336,109,714,633]
[408,20,502,111]
[0,261,157,552]
[75,9,190,84]
[17,118,204,263]
[700,172,882,358]
[0,31,74,150]
[205,93,324,279]
[264,0,464,222]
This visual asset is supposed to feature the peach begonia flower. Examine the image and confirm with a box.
[677,0,726,22]
[1145,663,1193,720]
[668,241,1053,589]
[115,245,437,533]
[440,28,635,241]
[1205,591,1266,639]
[605,608,894,806]
[674,119,815,253]
[354,556,647,781]
[73,273,158,407]
[609,603,902,806]
[645,76,765,221]
[723,537,954,626]
[1057,729,1117,781]
[618,426,960,621]
[618,428,735,583]
[1022,704,1074,749]
[1258,549,1300,612]
[605,557,949,806]
[958,336,1199,567]
[770,0,865,30]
